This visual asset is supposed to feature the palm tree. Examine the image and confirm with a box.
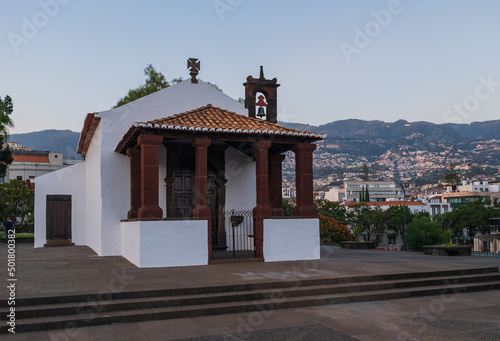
[0,95,14,139]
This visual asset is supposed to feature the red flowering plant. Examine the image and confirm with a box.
[315,199,354,245]
[319,214,354,245]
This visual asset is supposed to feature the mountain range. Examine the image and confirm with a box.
[8,119,500,158]
[280,119,500,141]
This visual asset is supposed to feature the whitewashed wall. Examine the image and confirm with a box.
[95,80,246,256]
[224,147,256,211]
[121,220,208,267]
[34,161,87,248]
[85,123,103,255]
[263,218,320,262]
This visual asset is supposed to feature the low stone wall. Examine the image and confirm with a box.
[340,241,376,249]
[423,245,472,256]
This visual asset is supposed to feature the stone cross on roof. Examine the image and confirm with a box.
[187,58,200,84]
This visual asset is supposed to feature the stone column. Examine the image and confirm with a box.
[137,135,164,220]
[292,142,317,218]
[269,153,285,216]
[192,137,212,258]
[126,148,141,219]
[253,140,272,258]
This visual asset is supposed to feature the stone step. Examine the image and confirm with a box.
[7,272,500,320]
[4,266,498,308]
[4,280,500,334]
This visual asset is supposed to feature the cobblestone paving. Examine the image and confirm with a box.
[177,325,358,341]
[404,305,500,341]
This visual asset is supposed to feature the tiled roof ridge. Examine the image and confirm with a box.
[134,104,326,139]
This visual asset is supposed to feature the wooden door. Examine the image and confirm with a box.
[46,195,71,241]
[172,162,195,218]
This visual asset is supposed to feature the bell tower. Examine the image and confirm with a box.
[243,66,280,123]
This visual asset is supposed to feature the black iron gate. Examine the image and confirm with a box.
[212,209,255,260]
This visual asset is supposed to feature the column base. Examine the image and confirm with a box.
[127,208,138,220]
[137,206,163,221]
[271,208,284,216]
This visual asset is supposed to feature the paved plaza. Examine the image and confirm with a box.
[1,244,499,340]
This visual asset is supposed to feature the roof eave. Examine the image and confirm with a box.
[77,113,101,156]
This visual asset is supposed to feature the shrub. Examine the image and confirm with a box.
[319,214,354,245]
[443,228,453,246]
[407,216,443,251]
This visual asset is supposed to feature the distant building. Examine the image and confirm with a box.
[1,146,82,183]
[342,200,429,214]
[443,180,500,210]
[331,181,403,202]
[325,187,345,202]
[427,195,451,216]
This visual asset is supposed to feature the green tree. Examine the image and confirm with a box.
[0,180,34,232]
[440,198,490,242]
[362,163,369,181]
[0,95,14,139]
[407,215,442,251]
[364,186,370,202]
[443,163,460,190]
[282,199,296,216]
[113,65,182,108]
[316,199,347,224]
[385,205,413,236]
[0,95,14,177]
[346,203,386,246]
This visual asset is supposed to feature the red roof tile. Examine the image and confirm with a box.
[135,105,325,139]
[13,155,49,163]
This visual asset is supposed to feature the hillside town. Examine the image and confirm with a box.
[281,137,500,200]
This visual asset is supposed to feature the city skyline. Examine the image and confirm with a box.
[2,0,500,134]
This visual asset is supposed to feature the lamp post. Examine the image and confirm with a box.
[400,183,409,251]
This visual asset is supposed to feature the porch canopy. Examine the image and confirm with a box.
[115,104,325,258]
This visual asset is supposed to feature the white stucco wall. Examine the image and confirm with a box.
[34,161,87,248]
[121,220,208,268]
[224,147,256,211]
[263,218,320,262]
[94,80,246,256]
[85,123,103,255]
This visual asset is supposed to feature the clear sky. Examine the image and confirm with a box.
[2,0,500,134]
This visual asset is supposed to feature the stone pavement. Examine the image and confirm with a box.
[1,244,499,340]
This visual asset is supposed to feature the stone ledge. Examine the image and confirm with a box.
[340,241,376,249]
[423,245,472,256]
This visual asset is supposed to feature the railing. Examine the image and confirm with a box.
[473,234,500,257]
[211,209,255,260]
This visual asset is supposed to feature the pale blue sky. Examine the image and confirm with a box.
[1,0,500,134]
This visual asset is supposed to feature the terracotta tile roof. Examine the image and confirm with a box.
[12,155,50,163]
[134,105,325,139]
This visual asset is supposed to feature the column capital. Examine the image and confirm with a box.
[192,137,211,148]
[252,140,271,151]
[138,134,163,146]
[292,142,316,153]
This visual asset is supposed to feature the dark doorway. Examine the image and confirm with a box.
[46,195,72,242]
[172,161,195,218]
